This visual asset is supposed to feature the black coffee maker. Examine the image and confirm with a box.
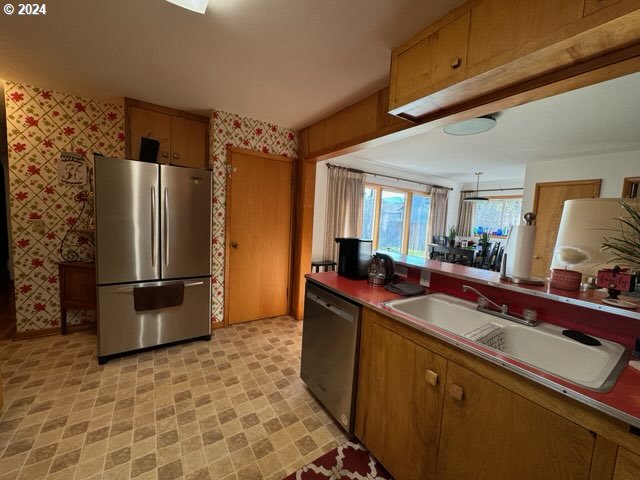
[335,238,372,279]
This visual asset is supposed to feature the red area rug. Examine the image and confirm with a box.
[283,441,393,480]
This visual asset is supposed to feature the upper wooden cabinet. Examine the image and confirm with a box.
[356,308,447,480]
[125,98,209,170]
[390,12,470,112]
[614,448,640,480]
[437,362,594,480]
[388,0,640,121]
[466,0,584,67]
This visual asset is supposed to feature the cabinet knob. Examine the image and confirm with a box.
[425,370,439,387]
[448,383,464,401]
[533,256,540,260]
[231,242,239,249]
[450,57,462,69]
[172,152,180,160]
[161,151,169,158]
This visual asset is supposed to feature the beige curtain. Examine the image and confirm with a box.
[324,166,366,262]
[427,186,449,243]
[457,191,476,236]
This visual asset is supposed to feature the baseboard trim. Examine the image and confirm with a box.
[13,323,96,340]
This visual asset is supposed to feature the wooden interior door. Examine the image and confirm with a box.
[436,362,594,480]
[226,148,293,324]
[531,179,601,278]
[356,309,447,480]
[128,106,171,162]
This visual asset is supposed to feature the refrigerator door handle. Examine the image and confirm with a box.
[151,187,156,268]
[184,281,204,287]
[163,187,169,267]
[115,280,204,293]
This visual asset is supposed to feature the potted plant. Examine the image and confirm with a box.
[448,226,457,247]
[550,246,590,291]
[601,201,640,272]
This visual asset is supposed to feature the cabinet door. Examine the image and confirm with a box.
[437,362,594,480]
[467,0,585,67]
[356,313,447,480]
[129,106,171,162]
[613,448,640,480]
[392,12,470,109]
[170,116,207,169]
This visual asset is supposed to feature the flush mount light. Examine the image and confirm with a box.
[464,172,490,202]
[443,114,497,136]
[165,0,208,14]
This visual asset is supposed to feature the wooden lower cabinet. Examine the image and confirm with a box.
[436,362,594,480]
[354,308,629,480]
[613,448,640,479]
[356,310,447,480]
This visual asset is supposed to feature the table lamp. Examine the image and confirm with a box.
[551,198,634,294]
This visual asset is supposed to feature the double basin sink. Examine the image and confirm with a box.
[384,293,627,391]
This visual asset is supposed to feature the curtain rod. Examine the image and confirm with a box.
[461,187,524,193]
[326,163,453,191]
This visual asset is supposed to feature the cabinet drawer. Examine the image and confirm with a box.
[391,12,470,110]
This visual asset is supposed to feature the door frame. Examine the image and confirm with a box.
[223,146,295,327]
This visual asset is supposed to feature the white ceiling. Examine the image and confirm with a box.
[337,71,640,185]
[0,0,464,129]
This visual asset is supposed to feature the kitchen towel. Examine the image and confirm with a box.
[464,323,505,351]
[385,282,426,296]
[512,224,536,279]
[133,282,185,311]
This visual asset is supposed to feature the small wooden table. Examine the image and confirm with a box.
[58,262,96,334]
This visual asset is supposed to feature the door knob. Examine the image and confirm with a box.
[450,57,462,69]
[231,242,239,249]
[533,256,540,259]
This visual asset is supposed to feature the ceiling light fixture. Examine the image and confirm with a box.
[464,172,490,202]
[165,0,208,14]
[443,114,497,136]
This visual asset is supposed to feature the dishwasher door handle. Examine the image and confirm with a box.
[306,292,354,322]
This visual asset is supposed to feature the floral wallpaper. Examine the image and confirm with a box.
[209,110,298,323]
[4,81,124,332]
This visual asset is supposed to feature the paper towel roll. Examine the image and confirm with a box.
[512,225,536,279]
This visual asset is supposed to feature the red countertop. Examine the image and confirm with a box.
[305,271,640,429]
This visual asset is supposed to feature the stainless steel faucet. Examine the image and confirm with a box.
[462,285,537,327]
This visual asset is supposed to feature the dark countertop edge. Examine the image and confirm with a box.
[305,275,640,430]
[387,253,640,321]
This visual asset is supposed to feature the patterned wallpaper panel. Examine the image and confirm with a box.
[4,82,124,332]
[209,110,298,323]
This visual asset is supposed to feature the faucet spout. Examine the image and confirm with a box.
[462,285,507,313]
[461,284,537,327]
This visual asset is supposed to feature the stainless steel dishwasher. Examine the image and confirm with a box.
[300,281,362,433]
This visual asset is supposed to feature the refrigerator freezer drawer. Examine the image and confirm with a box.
[98,277,211,359]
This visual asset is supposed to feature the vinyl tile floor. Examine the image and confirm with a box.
[0,317,347,480]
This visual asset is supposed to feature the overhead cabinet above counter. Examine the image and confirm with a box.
[125,98,209,170]
[388,0,640,122]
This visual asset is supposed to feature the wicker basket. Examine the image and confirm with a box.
[550,268,582,291]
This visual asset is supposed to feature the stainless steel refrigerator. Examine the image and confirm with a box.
[94,156,212,364]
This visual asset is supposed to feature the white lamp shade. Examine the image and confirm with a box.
[165,0,208,13]
[551,198,633,277]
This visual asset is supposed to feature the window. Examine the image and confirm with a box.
[361,184,430,256]
[472,197,522,237]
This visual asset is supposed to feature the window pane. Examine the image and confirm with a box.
[362,187,376,240]
[408,194,430,257]
[473,199,522,236]
[378,190,406,253]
